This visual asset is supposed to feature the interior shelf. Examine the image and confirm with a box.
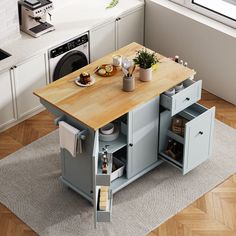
[159,151,183,169]
[110,175,128,192]
[167,130,184,144]
[99,133,127,153]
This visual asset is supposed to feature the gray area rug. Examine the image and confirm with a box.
[0,120,236,236]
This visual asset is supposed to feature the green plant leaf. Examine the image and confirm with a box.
[106,0,119,9]
[133,48,159,69]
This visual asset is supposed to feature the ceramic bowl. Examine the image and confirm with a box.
[164,88,175,96]
[99,126,119,142]
[100,123,114,135]
[175,83,184,93]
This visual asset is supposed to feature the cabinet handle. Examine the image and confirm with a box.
[129,143,133,147]
[186,97,190,101]
[116,17,121,21]
[14,66,17,68]
[199,131,203,135]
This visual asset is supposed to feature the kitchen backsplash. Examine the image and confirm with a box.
[0,0,21,47]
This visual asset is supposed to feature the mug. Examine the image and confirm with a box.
[112,55,122,67]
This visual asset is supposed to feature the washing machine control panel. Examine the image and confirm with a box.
[50,34,89,58]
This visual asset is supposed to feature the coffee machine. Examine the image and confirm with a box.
[18,0,55,38]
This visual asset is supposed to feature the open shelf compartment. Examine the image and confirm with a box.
[96,186,112,222]
[96,147,127,186]
[167,130,184,144]
[99,133,127,153]
[96,153,113,186]
[159,110,185,170]
[159,151,183,169]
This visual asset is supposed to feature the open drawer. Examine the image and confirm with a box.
[159,103,215,175]
[161,79,202,116]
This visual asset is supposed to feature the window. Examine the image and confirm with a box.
[172,0,236,28]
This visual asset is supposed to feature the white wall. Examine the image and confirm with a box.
[145,0,236,105]
[0,0,21,47]
[0,0,75,47]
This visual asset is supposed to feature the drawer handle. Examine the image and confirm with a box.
[186,97,190,101]
[199,131,204,135]
[129,143,133,147]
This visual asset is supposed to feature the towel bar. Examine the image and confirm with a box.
[78,130,87,140]
[54,115,65,125]
[55,116,87,140]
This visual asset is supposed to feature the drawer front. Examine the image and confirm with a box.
[183,104,215,174]
[161,79,202,116]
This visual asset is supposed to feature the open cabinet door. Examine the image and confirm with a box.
[92,130,99,228]
[93,130,113,228]
[183,106,215,174]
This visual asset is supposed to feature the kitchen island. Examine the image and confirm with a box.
[34,42,215,226]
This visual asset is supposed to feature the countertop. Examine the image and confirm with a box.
[34,42,195,130]
[0,0,144,72]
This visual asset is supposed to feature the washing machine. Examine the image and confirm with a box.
[48,33,89,82]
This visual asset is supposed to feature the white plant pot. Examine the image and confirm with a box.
[139,67,152,82]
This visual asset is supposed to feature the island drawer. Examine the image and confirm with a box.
[159,103,215,175]
[160,79,202,116]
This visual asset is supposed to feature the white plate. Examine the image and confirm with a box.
[74,76,95,87]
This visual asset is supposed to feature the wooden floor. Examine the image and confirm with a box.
[0,90,235,236]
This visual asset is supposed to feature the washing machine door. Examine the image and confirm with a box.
[53,50,88,81]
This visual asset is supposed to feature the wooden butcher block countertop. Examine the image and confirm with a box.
[34,42,195,131]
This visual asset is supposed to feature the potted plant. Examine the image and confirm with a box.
[133,48,158,82]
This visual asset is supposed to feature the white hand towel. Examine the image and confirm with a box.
[59,121,81,157]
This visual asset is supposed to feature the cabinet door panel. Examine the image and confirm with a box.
[93,130,99,228]
[14,54,47,118]
[0,70,15,128]
[183,105,215,174]
[90,21,116,62]
[117,7,144,49]
[130,97,159,177]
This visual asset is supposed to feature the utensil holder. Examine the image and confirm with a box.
[123,76,135,92]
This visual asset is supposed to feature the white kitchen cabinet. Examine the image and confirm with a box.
[117,7,144,49]
[0,70,16,129]
[13,53,48,118]
[90,6,144,62]
[90,21,116,62]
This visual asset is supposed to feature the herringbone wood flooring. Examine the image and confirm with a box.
[148,90,236,236]
[0,91,235,236]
